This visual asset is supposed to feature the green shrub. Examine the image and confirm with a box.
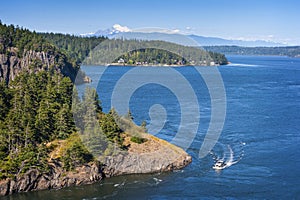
[130,136,147,144]
[61,133,94,171]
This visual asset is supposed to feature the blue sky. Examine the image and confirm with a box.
[0,0,299,45]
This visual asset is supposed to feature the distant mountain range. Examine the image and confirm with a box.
[81,25,285,47]
[188,35,284,47]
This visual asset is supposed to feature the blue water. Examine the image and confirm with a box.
[5,55,300,199]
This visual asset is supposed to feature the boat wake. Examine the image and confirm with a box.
[210,142,245,170]
[228,63,259,67]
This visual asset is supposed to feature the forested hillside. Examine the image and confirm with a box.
[0,21,92,179]
[0,21,145,181]
[113,48,228,66]
[40,33,106,65]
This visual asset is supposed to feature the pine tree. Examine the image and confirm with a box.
[35,77,60,141]
[72,87,84,133]
[0,82,11,121]
[55,103,74,139]
[35,98,54,141]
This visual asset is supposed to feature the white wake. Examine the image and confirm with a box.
[210,142,245,170]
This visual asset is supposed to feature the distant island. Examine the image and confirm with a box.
[83,39,228,66]
[110,47,228,66]
[204,46,300,58]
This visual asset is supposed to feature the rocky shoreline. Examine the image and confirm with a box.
[103,134,192,177]
[0,135,192,196]
[0,161,103,196]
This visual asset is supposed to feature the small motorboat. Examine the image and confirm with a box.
[212,160,227,170]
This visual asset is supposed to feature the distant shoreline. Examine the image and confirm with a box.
[203,46,300,58]
[109,63,191,67]
[84,62,227,67]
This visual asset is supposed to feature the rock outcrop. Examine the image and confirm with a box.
[0,48,77,84]
[103,134,192,177]
[0,161,103,196]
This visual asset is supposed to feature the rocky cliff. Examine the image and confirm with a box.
[0,47,77,84]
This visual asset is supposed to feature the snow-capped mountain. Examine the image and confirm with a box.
[80,24,131,37]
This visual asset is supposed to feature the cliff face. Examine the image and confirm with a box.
[0,48,77,84]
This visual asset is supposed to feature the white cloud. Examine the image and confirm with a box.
[229,35,278,42]
[131,27,181,34]
[112,24,131,32]
[155,29,180,34]
[182,26,196,34]
[170,29,180,34]
[80,32,95,36]
[225,35,300,45]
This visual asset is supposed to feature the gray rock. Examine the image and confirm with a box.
[0,162,103,196]
[103,136,192,177]
[0,179,10,196]
[0,48,77,84]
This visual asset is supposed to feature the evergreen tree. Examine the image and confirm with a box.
[0,82,11,120]
[55,103,75,139]
[35,98,55,141]
[99,108,122,145]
